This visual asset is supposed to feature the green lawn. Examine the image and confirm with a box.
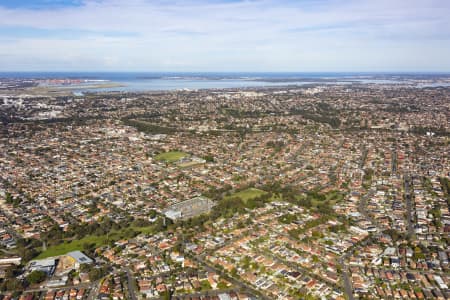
[36,235,107,259]
[131,226,156,234]
[226,188,268,203]
[155,151,188,163]
[36,226,155,259]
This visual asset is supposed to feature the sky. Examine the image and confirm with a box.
[0,0,449,72]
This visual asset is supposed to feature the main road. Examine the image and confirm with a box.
[125,268,138,300]
[187,253,270,300]
[338,254,354,300]
[403,174,414,237]
[358,189,378,228]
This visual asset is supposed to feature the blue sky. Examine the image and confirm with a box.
[0,0,449,72]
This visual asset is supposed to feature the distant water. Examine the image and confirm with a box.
[1,72,449,92]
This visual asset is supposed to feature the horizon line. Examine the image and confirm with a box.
[1,70,450,74]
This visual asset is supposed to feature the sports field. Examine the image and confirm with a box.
[155,151,188,162]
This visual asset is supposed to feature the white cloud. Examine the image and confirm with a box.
[0,0,449,71]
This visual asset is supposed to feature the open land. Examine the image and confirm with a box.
[155,151,189,163]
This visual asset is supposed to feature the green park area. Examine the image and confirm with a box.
[225,188,268,203]
[290,189,344,214]
[36,226,155,259]
[155,151,188,163]
[308,190,344,207]
[36,235,107,259]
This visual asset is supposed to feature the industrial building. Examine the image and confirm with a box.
[164,196,215,221]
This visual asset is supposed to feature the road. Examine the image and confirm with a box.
[23,282,94,294]
[125,268,138,300]
[338,255,354,300]
[358,189,378,228]
[261,247,340,288]
[344,188,380,300]
[391,148,398,175]
[255,216,345,294]
[169,288,237,299]
[338,235,375,300]
[360,147,368,168]
[187,253,270,300]
[403,174,414,237]
[87,281,100,300]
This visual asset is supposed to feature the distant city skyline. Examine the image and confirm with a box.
[0,0,450,72]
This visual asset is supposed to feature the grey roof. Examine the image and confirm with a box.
[67,251,93,264]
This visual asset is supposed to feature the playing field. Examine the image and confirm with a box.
[155,151,188,163]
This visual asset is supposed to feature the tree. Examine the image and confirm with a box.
[27,270,47,284]
[83,242,96,254]
[16,244,41,263]
[217,281,229,289]
[230,267,238,277]
[5,192,13,204]
[148,209,157,219]
[88,267,108,281]
[1,278,23,291]
[80,263,92,273]
[203,155,214,162]
[4,265,19,279]
[161,290,172,300]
